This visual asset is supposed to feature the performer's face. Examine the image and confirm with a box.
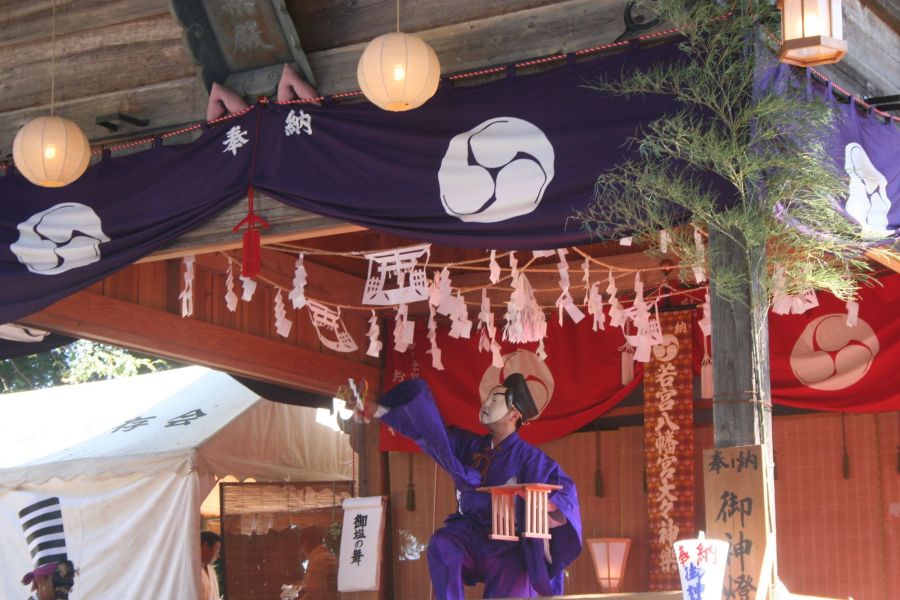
[479,386,511,425]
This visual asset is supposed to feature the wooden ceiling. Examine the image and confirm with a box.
[2,0,898,396]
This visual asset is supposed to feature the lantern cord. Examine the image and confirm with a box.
[396,0,400,33]
[50,0,56,116]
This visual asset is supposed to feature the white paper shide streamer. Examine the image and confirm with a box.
[448,291,472,339]
[393,304,415,353]
[845,299,860,327]
[289,252,308,310]
[274,290,293,338]
[179,256,195,317]
[606,271,624,328]
[587,282,605,331]
[427,303,445,370]
[503,272,546,345]
[772,266,819,315]
[692,226,707,283]
[224,260,239,312]
[489,250,501,284]
[366,310,382,358]
[477,290,503,368]
[240,275,257,302]
[554,248,585,326]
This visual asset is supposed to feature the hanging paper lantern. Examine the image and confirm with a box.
[357,32,441,111]
[777,0,846,67]
[12,116,91,187]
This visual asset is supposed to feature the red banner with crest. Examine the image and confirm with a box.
[769,272,900,412]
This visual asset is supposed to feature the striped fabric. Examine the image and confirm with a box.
[18,497,67,567]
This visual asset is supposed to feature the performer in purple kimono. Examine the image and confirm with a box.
[367,373,582,599]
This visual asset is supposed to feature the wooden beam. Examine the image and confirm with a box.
[143,194,364,261]
[0,14,195,113]
[0,0,168,47]
[287,0,568,52]
[20,291,380,396]
[817,0,900,98]
[0,78,207,155]
[307,0,640,97]
[866,247,900,274]
[1,0,643,148]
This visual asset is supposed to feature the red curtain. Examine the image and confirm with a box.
[379,274,900,452]
[380,316,641,452]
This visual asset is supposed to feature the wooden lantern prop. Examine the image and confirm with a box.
[476,483,562,541]
[586,537,632,592]
[777,0,847,67]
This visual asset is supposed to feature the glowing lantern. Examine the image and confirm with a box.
[777,0,847,67]
[12,116,91,187]
[357,32,440,111]
[587,538,632,592]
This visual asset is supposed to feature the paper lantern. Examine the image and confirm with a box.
[777,0,847,67]
[587,538,632,592]
[13,116,91,187]
[357,32,440,111]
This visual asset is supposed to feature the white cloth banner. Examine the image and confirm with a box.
[337,496,385,592]
[0,470,205,600]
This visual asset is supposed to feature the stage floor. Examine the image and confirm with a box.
[507,593,682,599]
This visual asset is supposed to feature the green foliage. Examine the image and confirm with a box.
[0,340,177,393]
[574,0,872,305]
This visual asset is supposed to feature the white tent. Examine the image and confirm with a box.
[0,366,352,599]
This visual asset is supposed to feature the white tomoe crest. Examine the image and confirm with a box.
[844,143,893,236]
[439,117,555,223]
[11,202,110,275]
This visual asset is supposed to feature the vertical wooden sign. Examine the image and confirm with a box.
[703,445,775,600]
[644,308,695,590]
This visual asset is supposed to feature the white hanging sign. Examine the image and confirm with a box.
[362,244,430,305]
[307,300,358,352]
[338,496,386,592]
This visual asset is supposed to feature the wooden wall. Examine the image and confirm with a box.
[387,413,899,600]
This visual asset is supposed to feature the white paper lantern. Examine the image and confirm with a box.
[357,32,440,112]
[777,0,847,67]
[13,116,91,187]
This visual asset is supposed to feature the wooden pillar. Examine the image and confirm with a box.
[708,228,773,449]
[709,228,778,598]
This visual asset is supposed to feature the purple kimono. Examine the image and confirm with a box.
[379,378,582,599]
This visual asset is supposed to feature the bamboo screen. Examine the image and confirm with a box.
[387,412,899,600]
[220,481,352,600]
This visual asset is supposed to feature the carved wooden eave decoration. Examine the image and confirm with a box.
[170,0,316,100]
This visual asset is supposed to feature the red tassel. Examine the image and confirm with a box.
[242,227,261,277]
[232,186,269,277]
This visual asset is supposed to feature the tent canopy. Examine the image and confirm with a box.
[0,366,352,600]
[0,366,352,487]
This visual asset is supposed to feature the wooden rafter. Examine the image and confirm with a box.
[20,291,380,396]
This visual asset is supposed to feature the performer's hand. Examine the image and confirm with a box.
[353,399,379,423]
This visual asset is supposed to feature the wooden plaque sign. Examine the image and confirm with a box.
[703,445,775,600]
